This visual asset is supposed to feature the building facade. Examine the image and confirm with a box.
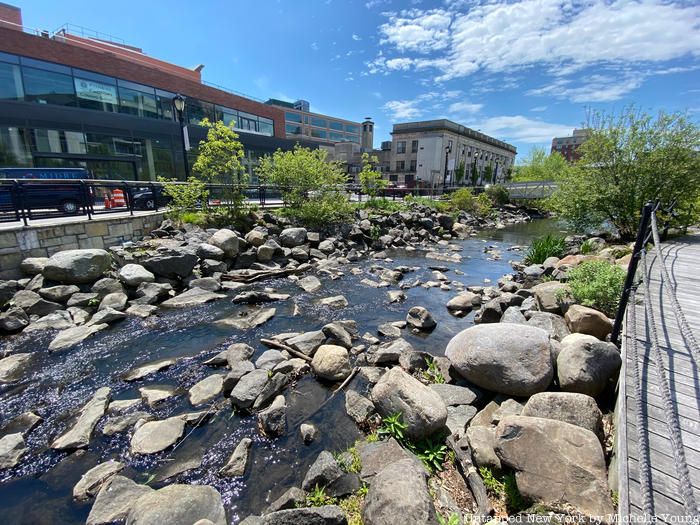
[0,4,318,183]
[551,128,589,163]
[388,120,516,187]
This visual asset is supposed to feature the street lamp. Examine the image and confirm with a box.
[442,144,452,190]
[172,94,190,178]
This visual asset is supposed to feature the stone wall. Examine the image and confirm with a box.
[0,213,166,279]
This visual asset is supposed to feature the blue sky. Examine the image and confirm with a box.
[18,0,700,161]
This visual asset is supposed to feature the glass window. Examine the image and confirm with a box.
[410,159,417,171]
[119,87,158,119]
[411,140,418,153]
[348,134,360,143]
[216,106,238,127]
[311,117,327,128]
[155,90,175,120]
[0,62,23,101]
[71,69,115,85]
[74,77,118,112]
[0,126,31,166]
[285,112,302,123]
[397,141,406,154]
[330,132,344,142]
[329,121,343,131]
[184,99,215,125]
[311,129,327,139]
[286,124,302,135]
[258,117,273,136]
[20,57,71,75]
[31,129,86,154]
[345,124,359,133]
[0,51,19,64]
[117,78,154,94]
[22,67,75,106]
[396,160,405,171]
[237,111,258,133]
[85,133,116,155]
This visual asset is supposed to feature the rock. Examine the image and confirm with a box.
[245,229,267,247]
[197,242,226,260]
[527,311,571,341]
[565,304,613,340]
[371,367,447,440]
[130,416,186,454]
[117,264,155,287]
[230,369,270,408]
[73,460,124,500]
[123,358,177,381]
[39,285,80,303]
[0,353,33,383]
[51,387,111,450]
[0,307,29,333]
[49,323,109,352]
[311,345,352,382]
[257,244,276,262]
[103,412,154,436]
[92,278,124,297]
[43,249,111,284]
[21,310,74,332]
[88,307,126,325]
[322,322,353,349]
[261,506,346,525]
[189,277,221,292]
[286,330,326,356]
[66,292,100,307]
[557,338,621,397]
[446,292,481,313]
[522,392,604,440]
[220,437,252,477]
[215,307,276,329]
[20,257,49,276]
[357,437,416,481]
[406,306,436,331]
[255,350,287,370]
[134,282,172,304]
[13,289,62,316]
[429,383,482,407]
[258,395,286,437]
[126,484,226,525]
[140,385,176,407]
[362,458,438,525]
[495,416,614,519]
[126,304,158,318]
[445,324,554,396]
[302,450,343,491]
[298,275,322,293]
[523,264,545,278]
[279,227,307,248]
[531,281,571,314]
[222,361,256,393]
[387,290,406,303]
[377,322,401,338]
[1,411,42,436]
[0,433,26,469]
[161,287,225,308]
[345,390,375,424]
[253,372,290,410]
[205,342,255,366]
[446,405,477,438]
[209,229,240,259]
[107,399,141,414]
[300,423,318,444]
[86,475,153,525]
[501,306,527,324]
[319,295,348,308]
[265,487,306,514]
[466,426,501,469]
[143,252,198,279]
[189,374,224,406]
[233,291,290,304]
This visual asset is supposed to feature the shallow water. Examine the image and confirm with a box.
[0,218,567,524]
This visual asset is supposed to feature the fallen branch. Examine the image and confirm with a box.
[446,434,493,518]
[260,338,312,362]
[222,264,311,283]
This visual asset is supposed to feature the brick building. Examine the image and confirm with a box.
[551,128,589,163]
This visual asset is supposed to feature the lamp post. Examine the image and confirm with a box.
[172,94,190,179]
[442,144,451,190]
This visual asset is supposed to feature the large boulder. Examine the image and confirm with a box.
[142,253,198,279]
[311,345,352,382]
[521,392,604,440]
[0,307,29,333]
[445,324,554,396]
[51,387,111,450]
[209,229,240,259]
[370,367,447,440]
[0,433,26,469]
[73,460,125,500]
[130,416,185,454]
[43,249,112,284]
[20,257,49,276]
[565,304,613,340]
[279,227,307,248]
[406,306,436,331]
[557,337,621,397]
[126,484,226,525]
[49,323,109,352]
[0,353,32,383]
[86,475,153,525]
[12,290,62,316]
[261,506,347,525]
[362,458,438,525]
[495,416,614,519]
[531,281,571,314]
[117,264,155,287]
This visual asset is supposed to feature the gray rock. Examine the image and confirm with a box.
[345,390,375,424]
[22,310,75,332]
[233,291,290,304]
[500,306,527,324]
[126,304,158,318]
[429,383,482,407]
[446,405,477,438]
[43,249,112,284]
[300,423,318,444]
[522,392,604,440]
[322,322,352,349]
[261,506,346,525]
[446,292,480,312]
[140,385,176,407]
[117,264,155,287]
[466,426,501,469]
[38,285,80,303]
[245,229,267,248]
[377,322,401,338]
[66,292,100,307]
[197,243,225,260]
[357,437,416,482]
[220,437,252,477]
[92,278,124,297]
[188,374,224,406]
[130,416,185,454]
[13,289,62,316]
[298,275,322,293]
[209,229,240,259]
[319,295,348,308]
[73,460,124,500]
[445,323,554,396]
[0,307,29,333]
[0,433,26,469]
[279,227,307,248]
[51,387,111,450]
[367,337,413,366]
[126,484,226,525]
[257,244,276,262]
[557,338,621,397]
[222,361,255,393]
[387,290,406,303]
[265,487,306,514]
[406,306,436,330]
[302,450,343,491]
[230,369,270,408]
[102,412,154,436]
[88,307,126,325]
[258,395,287,437]
[531,281,571,314]
[495,415,614,519]
[49,323,108,351]
[527,311,571,341]
[371,367,448,440]
[0,411,42,436]
[565,304,613,340]
[86,475,153,525]
[20,257,49,276]
[161,287,225,308]
[134,282,172,304]
[215,307,276,329]
[286,330,326,356]
[189,277,222,292]
[143,252,198,279]
[311,345,352,382]
[362,458,438,525]
[252,372,289,410]
[255,350,287,370]
[123,358,177,381]
[0,353,33,383]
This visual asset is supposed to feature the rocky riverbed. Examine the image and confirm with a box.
[0,204,629,524]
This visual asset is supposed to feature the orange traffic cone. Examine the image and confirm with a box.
[104,194,112,209]
[112,189,126,207]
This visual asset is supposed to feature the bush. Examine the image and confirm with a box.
[450,188,477,212]
[280,196,353,228]
[486,184,510,206]
[523,234,567,265]
[566,260,626,316]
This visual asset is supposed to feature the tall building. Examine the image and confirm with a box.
[551,128,589,163]
[0,4,319,182]
[388,120,516,187]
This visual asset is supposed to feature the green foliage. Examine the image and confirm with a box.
[514,147,570,182]
[470,160,479,186]
[474,193,494,217]
[366,432,379,443]
[565,260,626,316]
[359,152,388,199]
[160,176,209,215]
[336,445,362,474]
[579,238,598,254]
[450,188,477,212]
[523,234,567,265]
[484,164,494,184]
[378,412,407,441]
[454,161,466,184]
[486,184,510,206]
[359,198,408,213]
[413,436,448,473]
[404,194,452,213]
[437,513,462,525]
[479,467,527,513]
[422,356,446,384]
[338,488,367,525]
[369,224,381,241]
[548,107,700,238]
[305,485,337,507]
[86,297,100,307]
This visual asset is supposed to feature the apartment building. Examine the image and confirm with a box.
[551,128,589,163]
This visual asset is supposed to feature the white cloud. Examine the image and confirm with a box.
[448,101,483,114]
[383,99,424,120]
[365,0,390,9]
[379,8,452,53]
[528,73,644,102]
[352,34,362,41]
[475,115,575,144]
[311,42,319,51]
[383,90,467,120]
[385,57,415,71]
[530,106,548,112]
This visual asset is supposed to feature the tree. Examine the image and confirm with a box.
[514,147,570,182]
[359,152,387,199]
[454,161,466,185]
[548,107,700,238]
[192,118,245,183]
[483,164,494,185]
[470,159,479,186]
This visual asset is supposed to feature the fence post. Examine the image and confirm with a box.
[81,181,93,221]
[610,201,654,344]
[124,182,133,216]
[13,181,28,226]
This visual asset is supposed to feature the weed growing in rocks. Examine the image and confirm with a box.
[523,234,567,265]
[437,513,461,525]
[565,260,626,316]
[422,356,446,384]
[479,466,527,514]
[305,484,336,507]
[378,412,407,441]
[378,412,449,473]
[338,487,368,525]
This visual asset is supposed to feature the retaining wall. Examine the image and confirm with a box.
[0,212,166,279]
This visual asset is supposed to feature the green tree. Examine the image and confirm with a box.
[359,152,387,199]
[548,107,700,238]
[514,147,570,182]
[484,164,494,184]
[470,159,479,186]
[454,161,465,185]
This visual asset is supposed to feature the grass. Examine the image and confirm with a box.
[523,234,567,265]
[338,487,368,525]
[422,357,446,384]
[437,513,462,525]
[565,259,626,317]
[479,467,527,514]
[378,412,449,473]
[579,238,598,254]
[335,444,362,474]
[304,484,336,507]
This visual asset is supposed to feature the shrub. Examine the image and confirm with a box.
[479,467,527,513]
[523,234,567,265]
[450,188,477,212]
[565,260,626,316]
[486,184,510,206]
[279,195,353,228]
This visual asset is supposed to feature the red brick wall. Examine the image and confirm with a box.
[0,26,286,139]
[0,3,22,30]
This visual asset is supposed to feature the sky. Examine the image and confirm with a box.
[17,0,700,161]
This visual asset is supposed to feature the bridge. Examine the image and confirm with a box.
[615,204,700,523]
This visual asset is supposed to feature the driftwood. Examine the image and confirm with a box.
[446,434,493,518]
[222,264,310,284]
[260,338,312,362]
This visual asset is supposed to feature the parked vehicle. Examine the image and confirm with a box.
[0,168,93,214]
[130,186,171,210]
